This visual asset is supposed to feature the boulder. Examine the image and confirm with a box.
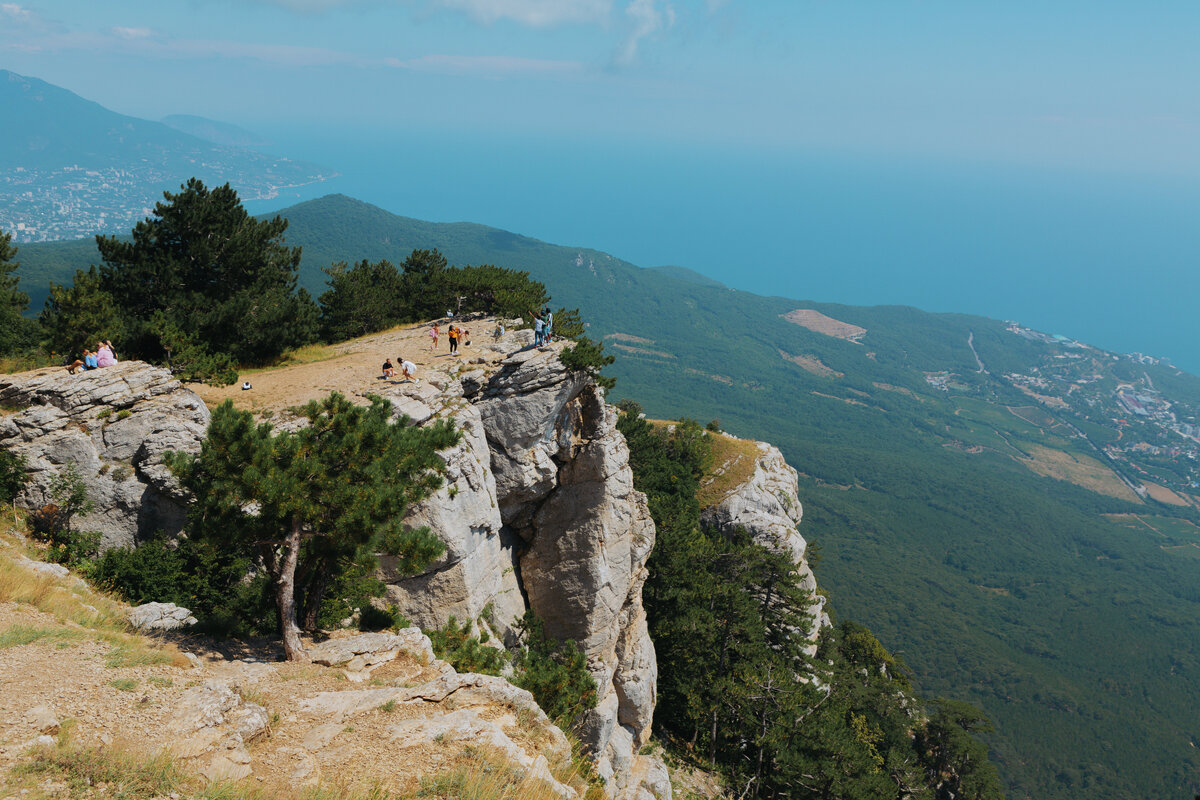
[128,602,198,631]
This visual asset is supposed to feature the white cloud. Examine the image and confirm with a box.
[613,0,672,67]
[112,26,153,39]
[0,3,31,20]
[434,0,610,26]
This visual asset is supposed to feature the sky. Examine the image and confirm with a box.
[4,1,1200,368]
[5,0,1200,177]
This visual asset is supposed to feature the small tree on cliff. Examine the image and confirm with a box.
[167,392,459,660]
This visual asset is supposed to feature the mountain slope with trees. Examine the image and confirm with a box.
[12,193,1200,798]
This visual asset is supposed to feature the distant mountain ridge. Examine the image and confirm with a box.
[0,70,331,242]
[161,114,271,148]
[13,193,1200,800]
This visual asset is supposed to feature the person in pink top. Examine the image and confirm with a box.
[429,324,439,352]
[95,340,117,368]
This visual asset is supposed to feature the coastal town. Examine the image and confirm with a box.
[926,322,1200,499]
[0,161,331,242]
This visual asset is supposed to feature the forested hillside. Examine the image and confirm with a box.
[14,193,1200,799]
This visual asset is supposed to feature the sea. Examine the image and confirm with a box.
[245,125,1200,376]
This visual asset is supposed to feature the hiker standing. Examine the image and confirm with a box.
[429,324,439,352]
[532,313,545,347]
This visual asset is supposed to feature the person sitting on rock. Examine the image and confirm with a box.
[66,349,89,374]
[95,341,117,368]
[382,358,395,378]
[84,349,98,370]
[399,358,418,384]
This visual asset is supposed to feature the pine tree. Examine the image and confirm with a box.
[167,392,460,660]
[39,267,124,358]
[95,178,317,365]
[0,229,33,355]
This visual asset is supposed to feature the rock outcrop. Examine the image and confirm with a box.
[701,440,830,647]
[387,341,663,797]
[0,335,667,798]
[0,362,209,549]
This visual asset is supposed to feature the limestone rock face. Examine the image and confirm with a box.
[390,342,662,797]
[0,362,209,549]
[384,394,525,644]
[701,440,830,643]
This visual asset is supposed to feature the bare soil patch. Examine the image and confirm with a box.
[778,350,842,378]
[192,318,517,418]
[781,309,866,342]
[1019,444,1141,502]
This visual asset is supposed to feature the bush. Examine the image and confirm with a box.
[89,537,271,636]
[0,447,26,504]
[513,611,597,726]
[428,616,509,675]
[559,337,616,390]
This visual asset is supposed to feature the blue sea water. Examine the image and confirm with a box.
[247,126,1200,375]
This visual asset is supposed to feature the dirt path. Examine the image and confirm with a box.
[193,317,514,417]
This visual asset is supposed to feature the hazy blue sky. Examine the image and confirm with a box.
[5,1,1200,178]
[5,2,1200,368]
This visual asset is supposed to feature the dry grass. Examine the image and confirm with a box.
[239,342,343,376]
[0,513,189,669]
[1141,481,1191,507]
[6,740,600,800]
[697,434,761,510]
[417,747,601,800]
[1020,444,1141,503]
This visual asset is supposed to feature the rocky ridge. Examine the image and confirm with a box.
[0,320,828,799]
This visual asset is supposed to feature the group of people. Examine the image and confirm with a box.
[381,357,418,383]
[532,307,553,347]
[66,340,118,374]
[428,324,471,355]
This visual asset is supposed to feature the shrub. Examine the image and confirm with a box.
[513,611,598,726]
[428,616,509,675]
[89,537,270,637]
[0,447,27,503]
[559,337,616,390]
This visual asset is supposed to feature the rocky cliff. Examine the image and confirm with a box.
[0,331,828,800]
[700,439,830,648]
[0,335,664,799]
[0,362,209,549]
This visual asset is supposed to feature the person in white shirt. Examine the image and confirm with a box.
[399,358,418,383]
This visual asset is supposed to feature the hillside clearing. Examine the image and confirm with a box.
[1019,444,1141,502]
[780,309,866,342]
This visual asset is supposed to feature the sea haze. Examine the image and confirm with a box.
[247,125,1200,374]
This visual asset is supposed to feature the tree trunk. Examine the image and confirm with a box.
[300,558,332,632]
[274,517,308,661]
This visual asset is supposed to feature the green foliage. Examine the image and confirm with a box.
[0,229,36,356]
[428,616,509,675]
[560,337,616,389]
[0,447,27,504]
[166,391,460,657]
[88,536,270,636]
[38,266,123,359]
[23,463,99,568]
[93,178,317,366]
[155,315,239,385]
[917,698,1005,800]
[318,259,405,342]
[620,407,1002,800]
[512,611,598,727]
